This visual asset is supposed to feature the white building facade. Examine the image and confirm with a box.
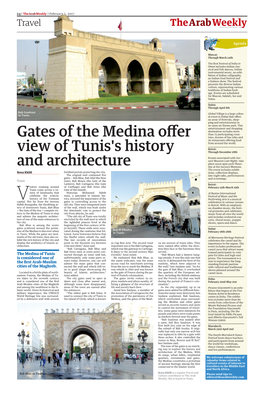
[104,303,154,356]
[17,315,41,353]
[17,71,28,88]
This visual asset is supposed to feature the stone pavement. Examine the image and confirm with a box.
[17,358,153,380]
[112,358,153,375]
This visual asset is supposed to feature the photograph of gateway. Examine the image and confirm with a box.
[111,171,200,238]
[45,15,180,101]
[17,302,153,380]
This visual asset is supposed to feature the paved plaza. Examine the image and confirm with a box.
[17,358,153,380]
[111,224,200,238]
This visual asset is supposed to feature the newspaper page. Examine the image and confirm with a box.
[1,1,262,391]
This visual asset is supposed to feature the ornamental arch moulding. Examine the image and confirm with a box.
[93,52,124,79]
[147,58,166,78]
[125,55,147,76]
[67,324,100,359]
[45,15,180,101]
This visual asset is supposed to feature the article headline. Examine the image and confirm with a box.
[17,124,191,167]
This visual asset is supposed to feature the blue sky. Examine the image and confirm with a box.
[17,40,49,80]
[17,39,199,80]
[111,171,191,211]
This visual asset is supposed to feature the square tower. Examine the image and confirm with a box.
[54,14,73,36]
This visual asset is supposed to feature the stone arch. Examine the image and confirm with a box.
[138,193,182,224]
[67,325,100,359]
[126,57,146,94]
[125,56,147,77]
[94,53,124,96]
[94,52,124,78]
[128,215,135,225]
[148,61,164,93]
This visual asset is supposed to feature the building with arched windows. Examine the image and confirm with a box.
[45,15,180,101]
[104,303,154,357]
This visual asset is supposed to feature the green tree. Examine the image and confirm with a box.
[194,62,200,87]
[28,76,39,88]
[194,62,200,77]
[73,346,81,353]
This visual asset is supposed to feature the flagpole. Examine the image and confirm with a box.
[118,19,122,40]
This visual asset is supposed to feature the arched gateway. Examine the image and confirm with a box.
[112,179,187,226]
[111,174,201,235]
[45,310,123,360]
[45,15,180,101]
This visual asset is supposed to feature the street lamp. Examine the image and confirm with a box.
[24,65,27,86]
[32,74,35,98]
[18,329,30,352]
[137,330,148,361]
[137,330,148,345]
[35,41,40,86]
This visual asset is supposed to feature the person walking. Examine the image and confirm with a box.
[48,352,51,364]
[141,353,145,364]
[42,352,46,367]
[56,352,60,367]
[58,349,63,367]
[21,350,26,368]
[40,352,43,366]
[114,353,120,364]
[53,350,57,367]
[43,89,48,104]
[157,220,161,230]
[167,221,173,236]
[65,350,70,366]
[132,353,136,364]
